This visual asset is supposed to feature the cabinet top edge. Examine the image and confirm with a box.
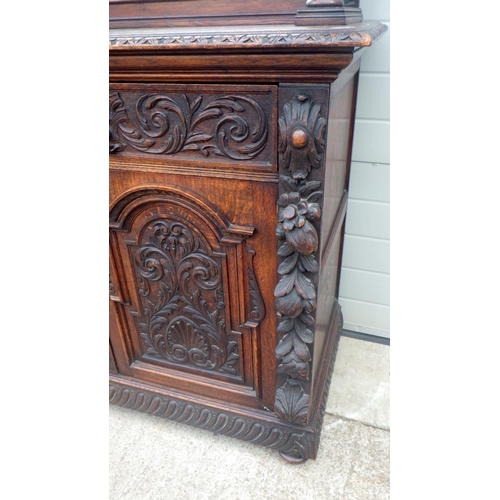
[109,21,387,51]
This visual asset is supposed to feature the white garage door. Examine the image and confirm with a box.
[338,0,390,339]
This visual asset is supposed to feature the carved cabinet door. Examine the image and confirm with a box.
[109,83,279,411]
[109,185,276,409]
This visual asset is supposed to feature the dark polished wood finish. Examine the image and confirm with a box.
[109,0,386,462]
[110,0,304,28]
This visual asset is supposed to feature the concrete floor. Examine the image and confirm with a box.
[109,336,390,499]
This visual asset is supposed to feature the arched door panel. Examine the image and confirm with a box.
[109,188,267,407]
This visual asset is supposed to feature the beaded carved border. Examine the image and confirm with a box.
[109,25,387,49]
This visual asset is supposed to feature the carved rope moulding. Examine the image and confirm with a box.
[109,91,268,161]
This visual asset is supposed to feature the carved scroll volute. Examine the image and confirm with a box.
[109,90,269,161]
[109,91,127,154]
[274,89,328,425]
[244,249,266,328]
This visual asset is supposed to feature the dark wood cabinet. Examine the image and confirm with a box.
[109,0,386,463]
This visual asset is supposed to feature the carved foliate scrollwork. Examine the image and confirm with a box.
[134,219,238,375]
[109,91,128,153]
[109,91,268,161]
[274,90,326,424]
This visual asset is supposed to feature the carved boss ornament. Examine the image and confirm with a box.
[278,92,326,180]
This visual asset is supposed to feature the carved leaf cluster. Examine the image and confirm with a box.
[274,91,326,425]
[274,178,323,381]
[109,91,268,160]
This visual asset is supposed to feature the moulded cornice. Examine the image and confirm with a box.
[109,23,387,51]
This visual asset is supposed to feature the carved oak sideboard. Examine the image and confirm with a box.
[109,0,386,463]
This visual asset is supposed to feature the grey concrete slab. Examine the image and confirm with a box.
[326,337,390,429]
[109,405,389,500]
[109,337,390,499]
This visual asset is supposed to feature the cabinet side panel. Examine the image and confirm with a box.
[313,72,358,384]
[320,74,358,256]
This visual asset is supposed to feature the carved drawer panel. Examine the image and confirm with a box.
[109,83,277,171]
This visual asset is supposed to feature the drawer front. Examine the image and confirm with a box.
[109,83,277,172]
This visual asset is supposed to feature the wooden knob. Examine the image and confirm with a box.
[291,128,308,148]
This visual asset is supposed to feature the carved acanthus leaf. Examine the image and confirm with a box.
[275,380,310,424]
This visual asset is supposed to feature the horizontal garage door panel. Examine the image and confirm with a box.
[338,298,390,338]
[342,235,390,274]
